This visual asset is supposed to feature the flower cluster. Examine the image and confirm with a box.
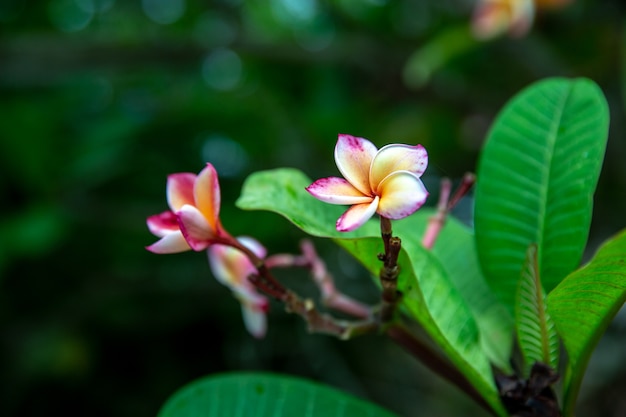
[146,163,268,338]
[146,134,430,337]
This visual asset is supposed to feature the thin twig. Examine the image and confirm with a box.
[264,241,372,319]
[422,173,475,250]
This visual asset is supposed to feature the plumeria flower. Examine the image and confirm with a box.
[208,237,269,338]
[472,0,535,40]
[146,163,227,254]
[306,134,428,232]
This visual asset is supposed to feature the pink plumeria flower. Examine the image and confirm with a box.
[306,134,429,232]
[208,237,269,338]
[472,0,534,40]
[147,163,227,254]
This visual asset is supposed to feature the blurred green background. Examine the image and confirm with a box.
[1,0,625,416]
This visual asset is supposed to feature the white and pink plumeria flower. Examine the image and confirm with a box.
[472,0,535,39]
[208,237,269,338]
[146,163,227,254]
[306,134,429,232]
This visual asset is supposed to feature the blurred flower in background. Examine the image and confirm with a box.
[471,0,574,40]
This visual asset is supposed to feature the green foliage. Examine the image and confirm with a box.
[475,77,610,312]
[237,168,508,416]
[547,229,626,416]
[158,372,399,417]
[515,244,559,376]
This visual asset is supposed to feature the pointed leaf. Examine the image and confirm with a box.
[237,168,508,415]
[547,229,626,416]
[515,244,559,375]
[475,77,610,311]
[158,372,399,417]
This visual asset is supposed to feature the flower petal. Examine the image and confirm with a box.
[146,230,191,254]
[194,163,221,230]
[370,144,428,192]
[334,134,377,196]
[166,173,196,212]
[177,204,217,251]
[147,211,180,237]
[306,177,373,205]
[237,236,267,259]
[240,299,268,338]
[336,197,379,232]
[208,241,258,288]
[377,171,428,220]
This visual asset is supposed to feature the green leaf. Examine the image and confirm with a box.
[547,229,626,416]
[235,167,379,239]
[157,372,399,417]
[236,168,508,415]
[515,244,559,375]
[475,77,610,311]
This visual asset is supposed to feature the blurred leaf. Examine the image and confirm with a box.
[0,98,63,194]
[0,204,67,277]
[547,229,626,416]
[403,24,478,89]
[515,244,559,375]
[157,372,399,417]
[237,168,507,415]
[474,77,610,311]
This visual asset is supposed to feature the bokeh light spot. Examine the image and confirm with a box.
[75,0,115,13]
[142,0,185,25]
[271,0,317,25]
[294,14,335,52]
[48,0,94,32]
[201,48,243,91]
[201,135,249,178]
[193,12,237,48]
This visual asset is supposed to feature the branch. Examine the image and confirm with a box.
[422,173,475,249]
[264,240,372,319]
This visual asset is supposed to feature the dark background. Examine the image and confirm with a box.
[1,0,625,416]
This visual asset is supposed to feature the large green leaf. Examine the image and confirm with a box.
[474,78,609,311]
[158,372,399,417]
[547,229,626,416]
[236,168,508,415]
[515,244,559,375]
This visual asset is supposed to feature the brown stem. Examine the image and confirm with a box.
[377,217,402,322]
[263,241,372,319]
[380,216,392,258]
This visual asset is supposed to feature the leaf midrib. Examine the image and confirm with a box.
[535,84,573,286]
